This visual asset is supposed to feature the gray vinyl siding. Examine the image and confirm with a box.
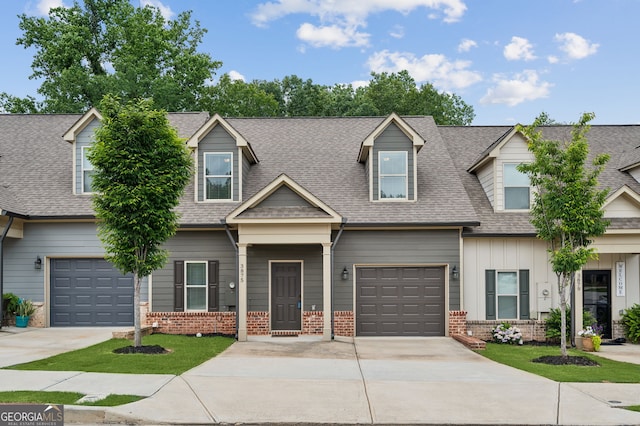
[75,120,101,194]
[256,186,313,208]
[242,153,250,201]
[3,222,147,303]
[197,126,239,202]
[246,245,322,311]
[372,123,415,201]
[332,229,460,311]
[153,230,237,312]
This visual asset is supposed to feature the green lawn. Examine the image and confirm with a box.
[0,391,142,406]
[478,343,640,383]
[4,334,235,375]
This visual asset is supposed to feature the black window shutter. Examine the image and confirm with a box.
[174,260,184,312]
[485,269,496,320]
[208,260,219,312]
[519,270,530,320]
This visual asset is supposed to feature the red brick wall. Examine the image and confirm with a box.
[146,311,236,335]
[448,310,468,335]
[247,311,270,335]
[334,310,354,337]
[303,311,324,335]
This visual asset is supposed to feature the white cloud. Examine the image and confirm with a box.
[367,49,482,90]
[547,55,559,64]
[554,32,599,59]
[228,70,246,81]
[389,25,405,39]
[350,80,370,89]
[251,0,467,49]
[480,70,552,106]
[503,36,536,61]
[296,23,370,48]
[457,38,477,52]
[34,0,66,15]
[140,0,175,20]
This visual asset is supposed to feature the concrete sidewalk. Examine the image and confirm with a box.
[1,327,640,425]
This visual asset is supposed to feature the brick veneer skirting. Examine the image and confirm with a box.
[146,311,236,335]
[333,310,354,337]
[303,311,324,335]
[247,311,270,335]
[467,319,547,341]
[448,310,468,335]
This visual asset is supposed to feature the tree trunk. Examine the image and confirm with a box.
[558,273,568,358]
[133,272,142,348]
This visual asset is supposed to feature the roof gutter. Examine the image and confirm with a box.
[344,221,481,228]
[0,212,15,329]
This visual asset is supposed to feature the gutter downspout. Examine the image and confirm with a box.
[0,212,14,329]
[223,221,239,340]
[330,218,347,339]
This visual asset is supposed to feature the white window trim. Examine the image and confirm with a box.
[378,150,408,201]
[496,270,519,320]
[185,261,208,312]
[81,146,94,194]
[203,152,233,202]
[503,162,530,211]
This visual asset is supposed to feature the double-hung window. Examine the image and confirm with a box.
[503,163,530,210]
[204,152,232,201]
[486,269,530,320]
[185,261,207,311]
[379,151,407,200]
[81,146,95,193]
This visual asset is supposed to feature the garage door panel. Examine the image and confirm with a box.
[50,258,134,327]
[356,266,445,337]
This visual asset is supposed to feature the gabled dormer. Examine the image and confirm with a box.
[357,113,424,202]
[63,107,103,195]
[468,127,533,212]
[603,186,640,218]
[186,114,258,203]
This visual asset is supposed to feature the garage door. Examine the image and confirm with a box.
[356,266,445,336]
[50,258,134,326]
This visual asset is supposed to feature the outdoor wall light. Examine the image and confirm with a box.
[34,256,42,270]
[342,267,349,281]
[451,265,459,280]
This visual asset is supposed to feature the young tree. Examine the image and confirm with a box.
[517,113,609,357]
[3,0,220,113]
[89,95,192,347]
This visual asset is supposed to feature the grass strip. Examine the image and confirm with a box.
[0,391,142,406]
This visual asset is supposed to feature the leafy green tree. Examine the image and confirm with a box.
[2,0,220,113]
[202,74,279,117]
[517,113,609,357]
[89,95,192,347]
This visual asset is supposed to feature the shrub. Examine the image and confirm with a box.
[2,293,19,317]
[545,306,596,340]
[491,322,523,344]
[621,304,640,343]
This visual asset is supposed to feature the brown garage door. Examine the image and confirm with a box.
[356,266,445,336]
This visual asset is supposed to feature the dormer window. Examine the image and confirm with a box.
[205,152,233,201]
[379,151,408,200]
[504,163,530,210]
[81,146,95,193]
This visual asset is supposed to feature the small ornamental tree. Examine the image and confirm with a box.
[517,112,609,357]
[89,95,192,347]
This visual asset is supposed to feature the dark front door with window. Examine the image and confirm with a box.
[583,270,611,338]
[271,262,301,330]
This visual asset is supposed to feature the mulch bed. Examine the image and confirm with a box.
[532,355,600,366]
[113,345,169,355]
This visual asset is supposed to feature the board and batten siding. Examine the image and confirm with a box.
[74,119,101,194]
[463,237,555,321]
[245,245,322,312]
[371,123,415,200]
[3,222,147,303]
[495,134,533,211]
[196,125,239,202]
[333,229,461,311]
[153,230,236,312]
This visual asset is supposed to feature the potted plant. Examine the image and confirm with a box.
[15,298,35,328]
[578,325,602,352]
[2,293,20,327]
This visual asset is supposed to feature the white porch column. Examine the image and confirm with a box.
[322,242,332,341]
[238,243,248,342]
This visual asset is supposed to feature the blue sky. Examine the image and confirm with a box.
[1,0,638,125]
